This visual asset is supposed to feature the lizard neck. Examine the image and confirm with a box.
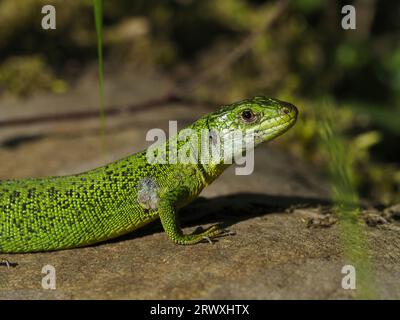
[197,162,231,186]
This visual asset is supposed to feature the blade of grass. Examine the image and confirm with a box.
[318,100,377,299]
[93,0,106,153]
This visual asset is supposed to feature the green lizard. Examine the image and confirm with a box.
[0,96,298,253]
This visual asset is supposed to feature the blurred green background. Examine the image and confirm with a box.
[0,0,399,204]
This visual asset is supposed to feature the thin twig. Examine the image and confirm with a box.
[0,94,182,128]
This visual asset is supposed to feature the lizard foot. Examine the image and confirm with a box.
[167,224,235,245]
[198,225,236,244]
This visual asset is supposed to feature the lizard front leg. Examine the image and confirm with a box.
[158,190,228,245]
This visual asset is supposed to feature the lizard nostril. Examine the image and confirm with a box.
[282,107,290,115]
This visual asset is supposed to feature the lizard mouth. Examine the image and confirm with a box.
[254,108,298,143]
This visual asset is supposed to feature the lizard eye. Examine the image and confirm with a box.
[241,109,256,122]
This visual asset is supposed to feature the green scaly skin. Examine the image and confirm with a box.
[0,96,298,253]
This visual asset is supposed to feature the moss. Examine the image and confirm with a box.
[0,55,67,97]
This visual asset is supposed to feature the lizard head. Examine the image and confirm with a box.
[204,96,298,148]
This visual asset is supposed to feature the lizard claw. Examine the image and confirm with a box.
[186,225,236,245]
[201,225,236,243]
[202,236,214,244]
[219,229,236,237]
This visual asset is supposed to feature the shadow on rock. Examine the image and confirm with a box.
[104,193,332,245]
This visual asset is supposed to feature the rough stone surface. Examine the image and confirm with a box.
[0,70,399,299]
